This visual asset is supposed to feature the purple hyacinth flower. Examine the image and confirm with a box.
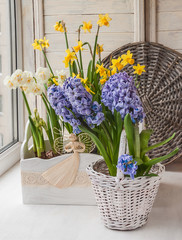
[117,154,138,180]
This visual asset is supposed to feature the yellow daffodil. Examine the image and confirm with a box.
[110,57,124,71]
[85,85,95,94]
[111,68,117,75]
[32,39,42,51]
[96,44,104,55]
[63,49,77,68]
[80,78,87,84]
[54,21,64,32]
[52,78,59,86]
[41,37,49,49]
[100,78,107,85]
[133,64,146,75]
[97,14,112,27]
[72,73,80,78]
[121,50,135,66]
[73,41,84,52]
[82,21,92,33]
[96,63,107,77]
[72,73,87,84]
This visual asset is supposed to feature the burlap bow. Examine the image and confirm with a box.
[41,134,85,189]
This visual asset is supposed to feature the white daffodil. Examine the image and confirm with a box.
[3,75,17,89]
[11,69,26,87]
[29,82,44,95]
[56,69,67,86]
[35,67,51,84]
[23,71,34,85]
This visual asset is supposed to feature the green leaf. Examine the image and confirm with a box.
[79,125,116,176]
[134,157,143,165]
[141,133,176,156]
[72,61,78,75]
[140,129,153,158]
[145,147,179,166]
[87,60,92,82]
[124,113,135,156]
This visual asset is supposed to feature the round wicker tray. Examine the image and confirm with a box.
[103,42,182,165]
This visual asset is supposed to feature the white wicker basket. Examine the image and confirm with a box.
[86,160,165,230]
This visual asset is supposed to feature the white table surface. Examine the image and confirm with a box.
[0,162,182,240]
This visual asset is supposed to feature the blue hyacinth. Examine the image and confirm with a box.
[47,77,104,134]
[117,154,138,180]
[101,72,145,123]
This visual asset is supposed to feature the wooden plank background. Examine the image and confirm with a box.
[157,0,182,53]
[43,0,134,72]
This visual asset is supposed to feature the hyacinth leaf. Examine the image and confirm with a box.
[79,125,116,176]
[134,157,143,165]
[87,60,92,82]
[28,116,41,157]
[140,129,153,159]
[145,147,179,166]
[124,113,135,156]
[141,133,176,156]
[113,112,123,165]
[72,61,78,75]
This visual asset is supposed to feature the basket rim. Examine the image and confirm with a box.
[86,159,165,185]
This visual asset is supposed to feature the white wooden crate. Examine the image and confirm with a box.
[20,122,101,205]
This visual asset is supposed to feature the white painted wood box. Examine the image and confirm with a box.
[20,122,101,205]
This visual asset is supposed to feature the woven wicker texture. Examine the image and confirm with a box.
[102,42,182,164]
[87,160,165,230]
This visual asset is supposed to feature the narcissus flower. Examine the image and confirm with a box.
[63,49,77,68]
[133,64,146,75]
[30,83,44,95]
[100,78,107,85]
[36,67,51,84]
[3,76,16,89]
[96,44,104,55]
[73,41,84,52]
[56,70,67,86]
[41,37,49,49]
[97,14,112,27]
[32,39,42,51]
[96,63,107,77]
[52,78,59,86]
[82,21,92,33]
[110,57,124,71]
[54,21,64,32]
[121,50,135,66]
[85,85,95,94]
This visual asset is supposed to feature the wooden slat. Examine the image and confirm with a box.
[44,0,134,15]
[44,14,134,34]
[157,31,182,50]
[157,12,182,31]
[45,32,133,53]
[157,0,182,12]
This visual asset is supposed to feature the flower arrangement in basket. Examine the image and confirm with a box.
[45,14,178,229]
[4,13,179,221]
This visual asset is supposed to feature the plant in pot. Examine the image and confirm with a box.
[47,14,179,229]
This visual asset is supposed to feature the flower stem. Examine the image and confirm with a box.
[21,90,31,116]
[78,25,84,78]
[134,124,140,159]
[42,50,54,76]
[91,26,100,82]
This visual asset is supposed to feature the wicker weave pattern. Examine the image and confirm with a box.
[102,42,182,164]
[87,160,165,230]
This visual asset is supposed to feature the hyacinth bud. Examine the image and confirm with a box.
[34,108,40,121]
